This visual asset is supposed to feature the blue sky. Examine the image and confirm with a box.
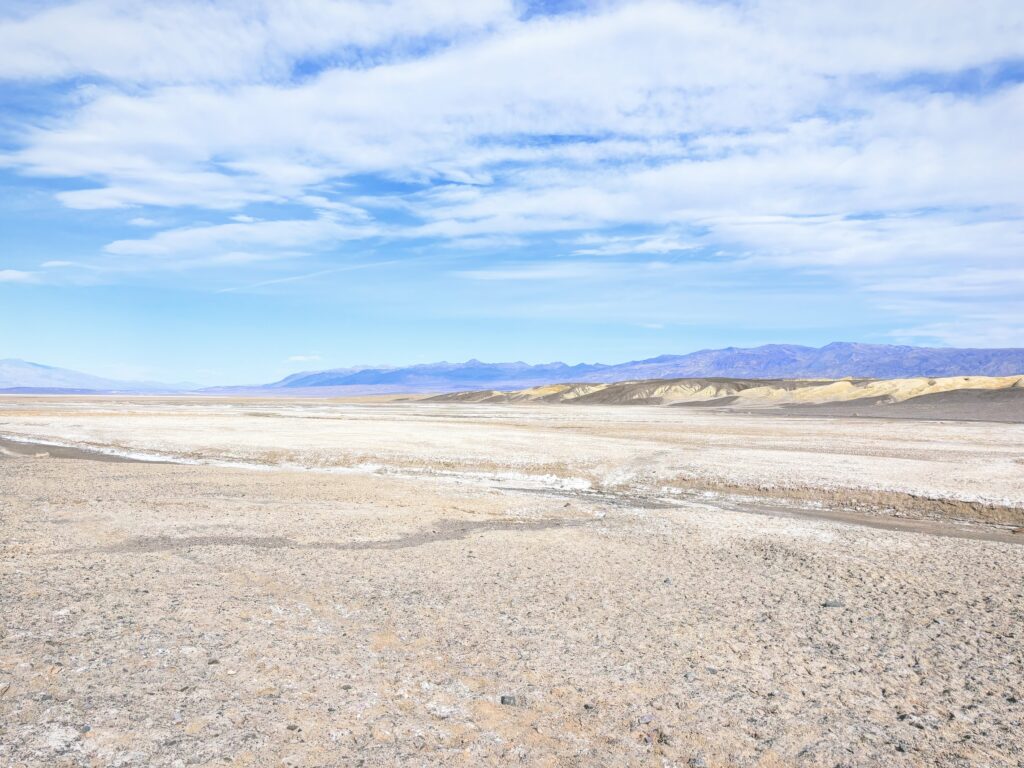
[1,1,1022,385]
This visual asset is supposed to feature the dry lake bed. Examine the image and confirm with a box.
[1,397,1023,766]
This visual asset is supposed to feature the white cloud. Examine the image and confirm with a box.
[9,2,1023,214]
[1,0,1023,343]
[128,216,158,226]
[890,315,1024,349]
[456,260,676,282]
[403,87,1024,242]
[216,259,400,293]
[866,268,1024,298]
[0,269,37,282]
[456,262,606,281]
[0,0,515,85]
[573,234,699,256]
[105,214,378,259]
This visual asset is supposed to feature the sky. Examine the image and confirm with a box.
[0,0,1022,385]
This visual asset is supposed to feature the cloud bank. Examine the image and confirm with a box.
[1,0,1022,344]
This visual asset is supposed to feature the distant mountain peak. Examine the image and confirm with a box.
[257,343,1024,394]
[8,343,1024,396]
[0,358,182,393]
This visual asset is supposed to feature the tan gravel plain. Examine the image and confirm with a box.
[1,397,1023,767]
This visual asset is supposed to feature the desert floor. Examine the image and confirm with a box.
[1,397,1023,766]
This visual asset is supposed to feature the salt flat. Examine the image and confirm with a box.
[2,397,1023,521]
[1,397,1022,766]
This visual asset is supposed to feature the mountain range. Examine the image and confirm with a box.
[256,343,1024,393]
[3,343,1024,395]
[0,359,191,394]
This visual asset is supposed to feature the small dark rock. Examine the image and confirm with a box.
[286,724,300,731]
[822,599,845,609]
[79,725,91,733]
[207,659,219,665]
[688,756,708,768]
[500,695,517,706]
[583,703,595,711]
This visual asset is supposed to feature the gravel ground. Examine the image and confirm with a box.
[1,400,1023,766]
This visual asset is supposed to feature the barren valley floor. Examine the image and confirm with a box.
[1,398,1022,766]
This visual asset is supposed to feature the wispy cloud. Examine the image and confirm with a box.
[0,1,1022,344]
[105,214,379,262]
[455,262,612,281]
[0,0,515,85]
[0,269,37,283]
[455,260,679,282]
[215,267,342,294]
[216,259,400,294]
[573,234,700,256]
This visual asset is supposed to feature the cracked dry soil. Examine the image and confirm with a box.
[2,452,1023,767]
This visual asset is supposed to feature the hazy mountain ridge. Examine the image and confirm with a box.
[0,359,189,393]
[263,343,1024,392]
[4,343,1024,395]
[578,342,1024,381]
[263,359,611,390]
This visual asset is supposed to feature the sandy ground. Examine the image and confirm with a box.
[771,389,1024,423]
[427,375,1024,424]
[2,398,1023,766]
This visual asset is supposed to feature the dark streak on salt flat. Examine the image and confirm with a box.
[101,518,591,554]
[505,485,1024,546]
[0,436,158,463]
